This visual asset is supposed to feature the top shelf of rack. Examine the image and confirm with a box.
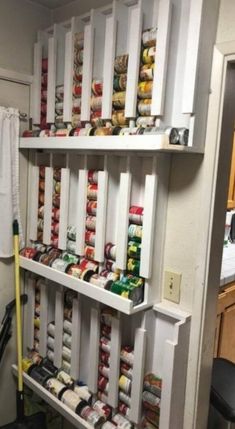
[19,136,204,153]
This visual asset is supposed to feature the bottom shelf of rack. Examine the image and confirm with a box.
[11,365,91,429]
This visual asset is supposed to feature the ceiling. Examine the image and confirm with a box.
[29,0,74,9]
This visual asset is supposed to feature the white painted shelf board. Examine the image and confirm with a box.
[19,136,203,153]
[12,365,91,429]
[20,256,152,315]
[154,302,191,322]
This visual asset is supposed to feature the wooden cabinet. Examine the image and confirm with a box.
[215,284,235,361]
[227,133,235,209]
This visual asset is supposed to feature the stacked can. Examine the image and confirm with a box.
[55,84,67,135]
[51,168,61,248]
[90,79,103,129]
[136,28,157,128]
[72,32,84,131]
[141,373,162,429]
[83,169,98,263]
[40,57,48,130]
[111,55,129,127]
[117,345,135,418]
[97,308,115,402]
[37,166,45,242]
[33,277,43,353]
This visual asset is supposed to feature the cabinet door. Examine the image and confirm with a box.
[219,304,235,362]
[227,133,235,209]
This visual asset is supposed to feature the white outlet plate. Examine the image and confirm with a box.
[164,270,182,304]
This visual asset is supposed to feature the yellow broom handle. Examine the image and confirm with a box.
[14,225,23,392]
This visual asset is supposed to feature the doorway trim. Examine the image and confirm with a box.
[184,41,235,429]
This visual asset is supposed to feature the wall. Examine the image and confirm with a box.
[0,0,52,75]
[216,0,235,43]
[53,0,111,22]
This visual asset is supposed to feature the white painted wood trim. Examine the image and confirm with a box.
[70,297,81,379]
[81,23,94,121]
[116,172,132,270]
[39,281,48,357]
[25,275,35,350]
[88,306,100,393]
[75,169,88,256]
[63,31,73,123]
[129,328,147,423]
[58,168,70,250]
[140,174,158,278]
[54,289,64,368]
[32,42,42,125]
[47,36,56,123]
[125,1,143,118]
[29,166,39,242]
[108,314,121,408]
[0,67,33,84]
[182,0,204,113]
[102,15,116,120]
[151,0,172,117]
[95,170,108,262]
[43,167,54,245]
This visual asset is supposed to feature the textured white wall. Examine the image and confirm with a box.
[0,0,52,74]
[217,0,235,43]
[53,0,111,22]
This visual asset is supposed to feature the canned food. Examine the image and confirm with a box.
[45,377,68,399]
[90,96,102,112]
[74,32,84,50]
[28,365,51,386]
[54,180,61,194]
[20,247,37,259]
[71,114,82,128]
[66,264,82,278]
[128,224,142,241]
[112,110,128,126]
[93,400,112,420]
[51,222,59,235]
[64,307,73,321]
[85,245,95,261]
[178,127,189,146]
[56,85,64,101]
[142,47,156,65]
[100,351,110,366]
[101,323,111,339]
[38,205,44,219]
[100,337,111,354]
[47,349,54,362]
[98,364,110,379]
[74,64,83,82]
[112,413,132,429]
[120,363,133,380]
[61,389,87,414]
[105,260,120,273]
[74,384,92,404]
[55,101,63,115]
[57,370,74,387]
[62,345,71,362]
[92,80,103,96]
[42,57,48,73]
[138,81,153,99]
[86,216,96,231]
[63,319,72,334]
[118,402,130,417]
[47,322,55,337]
[113,74,127,92]
[112,92,126,109]
[34,318,40,329]
[51,258,71,273]
[119,375,132,395]
[137,99,152,116]
[66,239,76,254]
[89,274,112,290]
[102,422,117,429]
[142,27,157,48]
[62,359,71,373]
[95,127,112,136]
[41,73,48,88]
[99,270,120,282]
[120,347,134,367]
[80,405,105,427]
[39,192,45,205]
[47,336,55,350]
[143,373,162,397]
[76,49,83,65]
[97,391,108,404]
[114,55,129,74]
[39,166,45,179]
[69,127,82,136]
[28,350,43,365]
[142,390,161,411]
[73,84,82,97]
[62,251,79,265]
[139,64,155,81]
[86,200,97,215]
[87,184,98,200]
[98,375,109,393]
[52,194,60,208]
[100,307,115,326]
[129,206,143,225]
[127,241,141,259]
[126,259,140,277]
[90,111,104,128]
[104,243,116,261]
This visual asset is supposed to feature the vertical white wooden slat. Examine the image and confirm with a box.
[54,289,64,368]
[108,314,121,408]
[129,328,147,423]
[29,166,39,242]
[25,275,36,351]
[95,171,108,262]
[47,36,56,123]
[151,0,172,117]
[159,319,191,429]
[101,15,117,120]
[39,281,48,357]
[88,306,100,393]
[182,0,204,114]
[58,168,70,250]
[140,175,158,279]
[43,167,54,245]
[54,24,66,86]
[125,1,143,118]
[70,297,82,379]
[32,42,42,125]
[63,31,73,123]
[116,172,132,270]
[75,169,88,256]
[81,23,94,121]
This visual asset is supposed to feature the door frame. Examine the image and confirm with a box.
[184,42,235,428]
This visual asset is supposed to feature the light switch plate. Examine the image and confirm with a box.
[164,270,182,304]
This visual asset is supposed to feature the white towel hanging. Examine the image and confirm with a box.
[0,107,23,257]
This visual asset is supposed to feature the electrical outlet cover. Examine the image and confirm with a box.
[164,270,182,304]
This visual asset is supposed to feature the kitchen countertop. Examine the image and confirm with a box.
[220,243,235,286]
